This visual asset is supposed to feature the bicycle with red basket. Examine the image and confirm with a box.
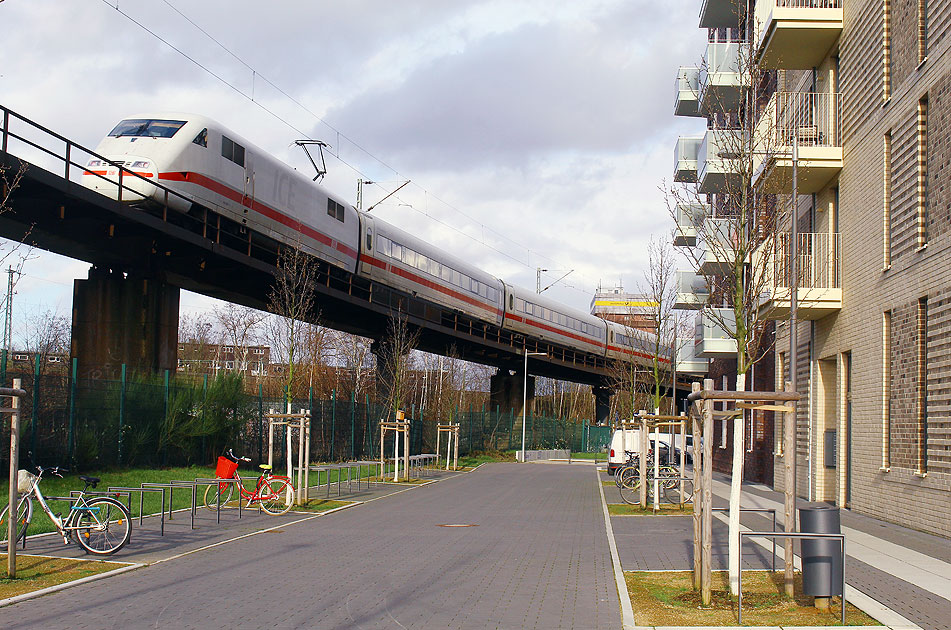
[203,449,296,515]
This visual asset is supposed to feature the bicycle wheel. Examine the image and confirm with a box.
[618,476,642,504]
[658,466,679,490]
[203,480,236,511]
[73,497,131,555]
[260,477,295,515]
[0,495,32,551]
[617,465,639,489]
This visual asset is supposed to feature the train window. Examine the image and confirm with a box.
[192,128,208,147]
[327,199,345,222]
[403,248,417,267]
[221,136,245,167]
[509,295,514,310]
[391,242,402,260]
[366,228,372,250]
[440,265,452,282]
[109,118,186,138]
[417,255,429,274]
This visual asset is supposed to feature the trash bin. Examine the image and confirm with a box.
[799,504,842,598]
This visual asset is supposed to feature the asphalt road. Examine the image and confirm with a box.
[0,462,620,630]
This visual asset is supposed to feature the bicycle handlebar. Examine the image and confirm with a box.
[36,465,67,477]
[225,448,251,463]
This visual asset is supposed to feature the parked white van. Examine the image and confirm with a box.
[607,429,691,475]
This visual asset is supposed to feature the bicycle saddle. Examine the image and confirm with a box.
[259,464,272,470]
[79,475,100,487]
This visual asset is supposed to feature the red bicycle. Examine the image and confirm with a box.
[203,449,296,515]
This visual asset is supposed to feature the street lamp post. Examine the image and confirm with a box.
[522,349,547,461]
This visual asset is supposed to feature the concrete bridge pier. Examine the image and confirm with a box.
[71,267,179,379]
[593,385,613,426]
[489,369,535,422]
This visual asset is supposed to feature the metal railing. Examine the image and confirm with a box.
[675,66,700,105]
[765,91,841,148]
[766,232,840,290]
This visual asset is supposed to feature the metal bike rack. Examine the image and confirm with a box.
[737,531,846,626]
[108,486,167,534]
[712,508,777,572]
[140,481,199,529]
[69,489,135,541]
[195,478,246,524]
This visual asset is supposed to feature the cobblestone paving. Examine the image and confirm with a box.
[0,463,620,630]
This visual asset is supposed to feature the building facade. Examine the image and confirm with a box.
[673,0,951,537]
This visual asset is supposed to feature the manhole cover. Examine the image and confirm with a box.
[437,523,478,528]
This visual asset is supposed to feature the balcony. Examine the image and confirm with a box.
[755,0,843,69]
[694,308,737,358]
[754,91,842,193]
[674,66,703,117]
[700,0,744,28]
[756,232,842,320]
[676,339,710,375]
[699,42,751,114]
[699,218,737,274]
[698,128,744,194]
[674,203,707,247]
[675,271,709,310]
[674,136,703,183]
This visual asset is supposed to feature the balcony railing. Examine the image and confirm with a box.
[754,0,843,69]
[754,91,842,193]
[676,339,709,375]
[698,127,745,193]
[674,66,702,117]
[674,136,702,183]
[757,232,842,319]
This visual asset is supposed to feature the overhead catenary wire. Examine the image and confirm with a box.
[96,0,594,296]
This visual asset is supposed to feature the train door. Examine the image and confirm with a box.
[359,214,377,275]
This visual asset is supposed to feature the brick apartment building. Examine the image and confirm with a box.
[672,0,951,537]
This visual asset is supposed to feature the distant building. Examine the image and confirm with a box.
[589,285,657,333]
[177,342,270,377]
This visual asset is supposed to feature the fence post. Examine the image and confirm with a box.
[365,394,371,457]
[161,369,170,466]
[68,358,77,468]
[30,354,39,466]
[0,348,6,385]
[258,383,264,463]
[330,389,336,461]
[349,391,355,459]
[201,373,207,462]
[117,363,127,465]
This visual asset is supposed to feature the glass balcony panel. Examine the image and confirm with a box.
[699,42,751,114]
[674,136,703,183]
[674,203,708,247]
[698,128,745,194]
[675,270,709,310]
[675,338,709,375]
[694,308,737,358]
[754,0,843,69]
[700,0,744,28]
[674,66,703,117]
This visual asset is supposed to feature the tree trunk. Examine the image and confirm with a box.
[729,372,747,595]
[701,378,714,605]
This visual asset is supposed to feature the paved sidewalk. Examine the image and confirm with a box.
[605,467,951,630]
[1,463,620,630]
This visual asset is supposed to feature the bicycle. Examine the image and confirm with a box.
[202,449,296,515]
[1,467,132,555]
[617,458,680,505]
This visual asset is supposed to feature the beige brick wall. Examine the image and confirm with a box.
[772,0,951,538]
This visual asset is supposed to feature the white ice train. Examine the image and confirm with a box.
[82,113,666,367]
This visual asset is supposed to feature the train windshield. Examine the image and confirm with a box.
[108,119,187,138]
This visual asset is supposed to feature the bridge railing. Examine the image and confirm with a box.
[0,103,194,214]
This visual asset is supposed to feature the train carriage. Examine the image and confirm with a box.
[81,113,360,273]
[502,283,607,356]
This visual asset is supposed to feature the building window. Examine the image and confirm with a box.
[917,96,929,248]
[883,0,891,101]
[883,310,892,469]
[918,0,928,63]
[883,131,892,268]
[917,297,928,474]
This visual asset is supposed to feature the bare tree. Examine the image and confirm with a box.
[664,11,786,600]
[327,329,372,399]
[267,245,318,411]
[214,303,266,373]
[178,312,217,375]
[640,237,678,414]
[18,308,69,375]
[376,312,420,421]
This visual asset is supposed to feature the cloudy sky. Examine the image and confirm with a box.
[0,0,707,341]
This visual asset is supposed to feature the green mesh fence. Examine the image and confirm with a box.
[0,364,592,472]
